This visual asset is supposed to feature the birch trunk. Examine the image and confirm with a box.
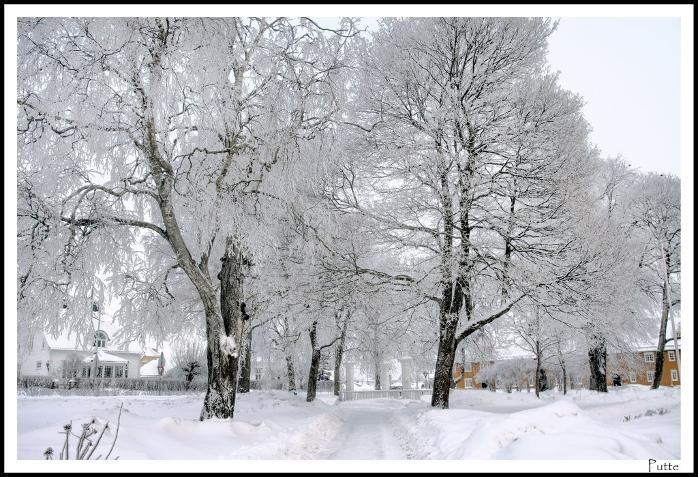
[652,280,670,389]
[204,238,245,419]
[333,310,350,396]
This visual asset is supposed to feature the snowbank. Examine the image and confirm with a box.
[398,387,680,459]
[18,390,342,459]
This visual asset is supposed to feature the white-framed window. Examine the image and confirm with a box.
[644,352,655,363]
[464,378,473,388]
[93,330,108,348]
[647,371,655,383]
[629,372,637,383]
[115,366,124,378]
[104,366,113,378]
[574,376,582,385]
[462,362,472,373]
[668,350,676,362]
[35,361,42,370]
[670,369,678,381]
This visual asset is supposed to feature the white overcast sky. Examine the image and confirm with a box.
[546,18,681,176]
[346,17,682,177]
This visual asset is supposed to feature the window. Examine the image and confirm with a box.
[670,370,678,381]
[668,350,676,362]
[254,368,262,381]
[629,372,637,383]
[82,367,89,378]
[647,371,655,383]
[644,352,655,363]
[104,366,113,378]
[96,366,103,378]
[35,361,42,370]
[93,330,108,348]
[574,376,583,385]
[115,366,124,378]
[462,362,472,373]
[464,378,473,388]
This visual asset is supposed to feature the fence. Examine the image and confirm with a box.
[18,376,206,396]
[339,388,432,401]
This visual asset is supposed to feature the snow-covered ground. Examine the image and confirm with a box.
[17,385,679,460]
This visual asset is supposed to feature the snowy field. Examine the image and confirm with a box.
[17,386,679,460]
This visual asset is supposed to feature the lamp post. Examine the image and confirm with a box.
[91,300,101,385]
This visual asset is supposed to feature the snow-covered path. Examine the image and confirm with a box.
[328,400,416,459]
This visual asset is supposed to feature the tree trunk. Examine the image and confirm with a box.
[588,337,608,392]
[652,281,670,389]
[285,353,296,392]
[306,320,320,402]
[535,341,541,398]
[200,308,237,420]
[431,318,457,409]
[334,346,344,396]
[333,310,350,396]
[307,349,321,402]
[144,117,238,420]
[374,370,381,390]
[201,238,244,420]
[562,365,567,395]
[238,329,252,393]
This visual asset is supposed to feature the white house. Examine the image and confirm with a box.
[19,325,159,381]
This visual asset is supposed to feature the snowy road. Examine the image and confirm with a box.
[328,399,418,459]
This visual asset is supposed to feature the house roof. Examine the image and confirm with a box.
[142,347,161,358]
[41,317,153,355]
[140,358,166,376]
[635,340,681,353]
[83,350,130,363]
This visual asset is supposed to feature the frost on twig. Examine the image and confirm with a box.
[44,403,123,460]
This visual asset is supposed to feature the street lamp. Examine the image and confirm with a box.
[91,300,101,385]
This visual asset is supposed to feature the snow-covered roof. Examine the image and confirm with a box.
[83,350,129,363]
[140,358,166,377]
[635,340,681,353]
[41,317,152,354]
[142,347,161,358]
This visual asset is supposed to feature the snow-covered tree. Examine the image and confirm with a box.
[17,17,357,419]
[332,18,599,408]
[630,173,681,388]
